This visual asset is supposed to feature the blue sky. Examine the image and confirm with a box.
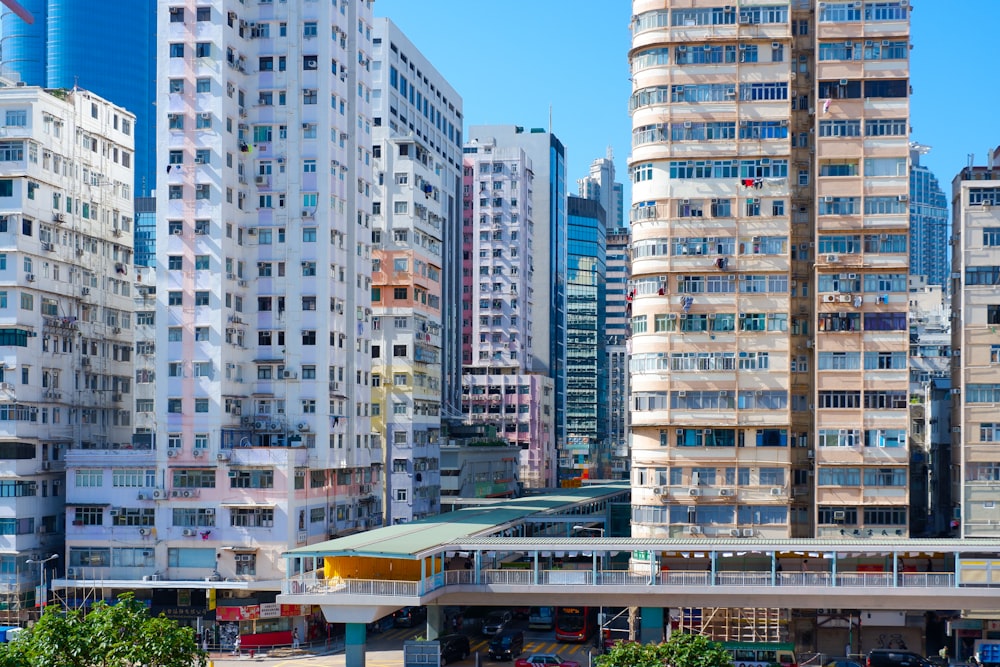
[375,0,998,206]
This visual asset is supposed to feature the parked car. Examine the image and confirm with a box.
[867,649,933,667]
[826,659,864,667]
[439,633,471,665]
[392,606,426,628]
[515,653,581,667]
[489,629,525,661]
[482,610,513,635]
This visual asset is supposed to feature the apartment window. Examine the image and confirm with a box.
[169,79,184,94]
[167,399,182,413]
[195,42,211,58]
[196,78,211,93]
[303,89,318,105]
[303,21,318,37]
[169,43,184,58]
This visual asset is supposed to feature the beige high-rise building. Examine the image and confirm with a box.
[628,1,912,541]
[951,150,1000,538]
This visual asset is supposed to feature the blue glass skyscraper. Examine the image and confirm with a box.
[566,196,607,477]
[909,144,949,287]
[1,0,156,262]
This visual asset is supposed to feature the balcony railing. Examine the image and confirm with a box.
[282,568,959,597]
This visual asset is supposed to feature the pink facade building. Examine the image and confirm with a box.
[461,142,555,488]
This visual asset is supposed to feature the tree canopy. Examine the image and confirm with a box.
[597,632,735,667]
[0,593,207,667]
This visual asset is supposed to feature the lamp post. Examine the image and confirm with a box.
[572,525,605,536]
[25,554,58,614]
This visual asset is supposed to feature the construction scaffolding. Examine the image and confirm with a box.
[677,607,789,643]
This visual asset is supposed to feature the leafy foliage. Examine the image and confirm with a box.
[0,592,207,667]
[598,632,734,667]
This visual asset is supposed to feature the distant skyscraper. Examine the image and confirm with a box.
[565,196,606,477]
[371,18,464,523]
[0,0,157,266]
[466,125,567,471]
[577,148,624,230]
[909,144,949,287]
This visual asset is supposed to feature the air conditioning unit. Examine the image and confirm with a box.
[137,492,147,500]
[771,42,780,49]
[152,489,165,499]
[54,213,65,223]
[826,255,839,263]
[167,449,178,458]
[730,528,741,537]
[182,528,196,537]
[205,508,215,517]
[66,567,77,578]
[897,194,909,202]
[25,273,34,282]
[770,487,784,496]
[192,449,204,458]
[652,486,668,495]
[41,242,53,252]
[172,228,182,235]
[247,227,257,236]
[217,452,230,461]
[720,488,734,497]
[297,422,310,431]
[741,529,755,537]
[255,176,267,185]
[833,510,846,521]
[689,487,700,496]
[139,528,150,536]
[689,525,702,535]
[82,287,90,296]
[282,370,296,379]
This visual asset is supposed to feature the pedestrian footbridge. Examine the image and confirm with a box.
[275,483,1000,667]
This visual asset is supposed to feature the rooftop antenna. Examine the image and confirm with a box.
[548,105,552,134]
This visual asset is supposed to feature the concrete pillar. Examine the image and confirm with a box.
[426,605,445,640]
[639,607,664,644]
[345,623,367,667]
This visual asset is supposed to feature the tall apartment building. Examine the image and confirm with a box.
[61,0,379,643]
[461,141,556,489]
[565,195,606,477]
[606,228,631,479]
[628,0,911,540]
[578,149,625,231]
[0,1,157,198]
[909,143,949,287]
[0,84,136,620]
[951,151,1000,538]
[466,125,567,477]
[370,18,463,524]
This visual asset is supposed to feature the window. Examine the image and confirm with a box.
[195,42,211,58]
[169,43,184,58]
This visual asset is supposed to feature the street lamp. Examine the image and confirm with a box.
[25,554,58,613]
[572,525,605,536]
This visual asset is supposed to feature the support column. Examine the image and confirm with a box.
[426,605,445,640]
[346,622,367,667]
[639,607,664,644]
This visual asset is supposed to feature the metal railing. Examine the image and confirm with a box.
[283,569,958,597]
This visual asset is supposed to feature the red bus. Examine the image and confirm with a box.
[554,607,598,643]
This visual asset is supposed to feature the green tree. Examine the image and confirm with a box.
[598,632,734,667]
[0,592,207,667]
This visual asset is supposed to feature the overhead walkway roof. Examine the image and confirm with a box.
[285,482,629,559]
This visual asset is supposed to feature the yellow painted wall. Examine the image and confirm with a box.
[323,556,442,581]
